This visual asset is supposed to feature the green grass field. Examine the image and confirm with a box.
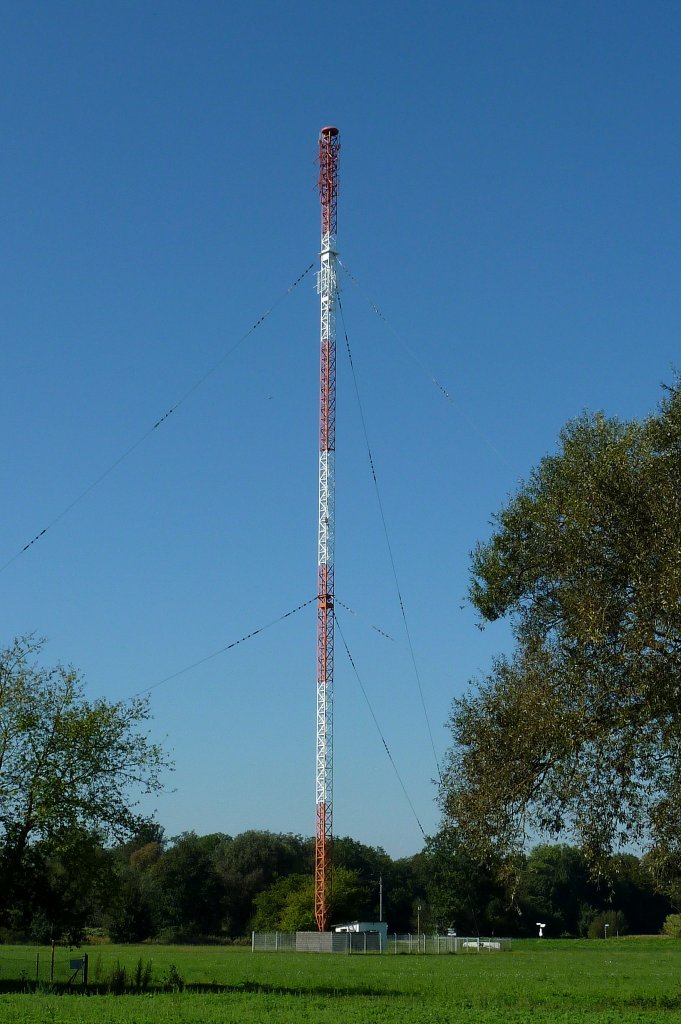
[0,939,680,1023]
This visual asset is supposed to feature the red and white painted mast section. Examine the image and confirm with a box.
[315,126,339,932]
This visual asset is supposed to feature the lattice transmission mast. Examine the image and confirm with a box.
[315,126,340,932]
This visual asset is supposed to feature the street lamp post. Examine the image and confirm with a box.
[379,874,383,923]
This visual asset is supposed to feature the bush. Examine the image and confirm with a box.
[104,958,153,994]
[163,964,184,992]
[108,961,128,994]
[587,910,628,938]
[133,958,153,992]
[662,913,681,938]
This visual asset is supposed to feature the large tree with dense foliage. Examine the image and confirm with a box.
[213,830,310,935]
[517,844,593,936]
[149,831,227,938]
[422,828,511,935]
[0,635,169,929]
[252,867,372,932]
[441,383,681,890]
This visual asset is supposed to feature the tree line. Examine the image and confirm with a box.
[0,823,672,943]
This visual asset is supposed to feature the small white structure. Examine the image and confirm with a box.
[334,921,388,951]
[536,922,546,938]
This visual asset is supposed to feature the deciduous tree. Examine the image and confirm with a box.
[0,635,170,925]
[441,383,681,890]
[213,830,309,935]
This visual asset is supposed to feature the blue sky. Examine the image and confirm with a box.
[1,1,679,857]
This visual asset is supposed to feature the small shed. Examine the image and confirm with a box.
[333,920,388,950]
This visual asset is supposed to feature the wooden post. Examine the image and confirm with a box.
[82,954,88,987]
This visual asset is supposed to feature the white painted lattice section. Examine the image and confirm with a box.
[318,452,335,565]
[316,670,333,805]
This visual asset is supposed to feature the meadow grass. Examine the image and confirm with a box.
[0,939,680,1022]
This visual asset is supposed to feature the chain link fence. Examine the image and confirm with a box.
[390,934,511,954]
[251,932,511,954]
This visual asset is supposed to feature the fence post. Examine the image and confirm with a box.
[50,941,55,982]
[82,954,88,987]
